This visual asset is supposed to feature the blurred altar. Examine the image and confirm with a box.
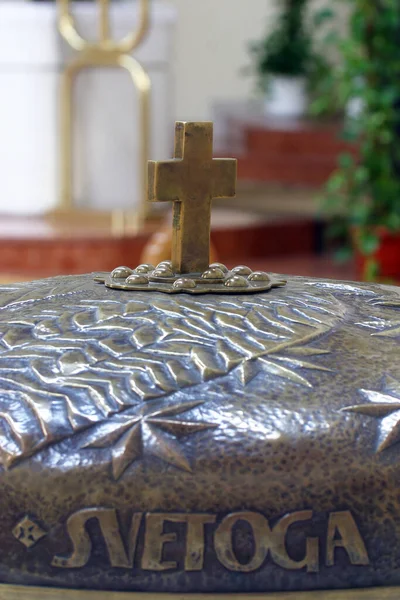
[0,0,175,217]
[0,0,359,283]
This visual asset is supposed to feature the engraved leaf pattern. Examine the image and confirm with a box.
[355,295,400,338]
[0,277,343,472]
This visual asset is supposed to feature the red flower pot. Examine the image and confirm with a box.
[355,228,400,283]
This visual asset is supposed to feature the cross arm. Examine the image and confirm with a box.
[148,160,184,203]
[211,159,237,199]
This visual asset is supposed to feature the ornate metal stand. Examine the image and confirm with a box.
[56,0,151,236]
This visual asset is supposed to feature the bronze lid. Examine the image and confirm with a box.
[0,273,399,594]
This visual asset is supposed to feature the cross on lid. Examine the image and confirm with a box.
[96,121,286,295]
[148,122,237,274]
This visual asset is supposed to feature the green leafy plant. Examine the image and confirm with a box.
[320,0,400,279]
[248,0,334,95]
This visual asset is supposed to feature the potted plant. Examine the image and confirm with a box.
[248,0,333,118]
[321,1,400,282]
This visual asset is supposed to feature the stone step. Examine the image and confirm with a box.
[244,123,356,158]
[237,154,336,187]
[0,212,321,278]
[216,108,358,188]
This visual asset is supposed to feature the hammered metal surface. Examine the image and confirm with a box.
[0,274,399,594]
[1,583,400,600]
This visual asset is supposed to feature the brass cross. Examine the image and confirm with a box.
[148,122,237,274]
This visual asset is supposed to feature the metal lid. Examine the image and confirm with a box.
[0,273,399,593]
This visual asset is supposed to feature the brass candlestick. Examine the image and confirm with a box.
[56,0,151,236]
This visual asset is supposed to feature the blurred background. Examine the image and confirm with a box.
[0,0,399,284]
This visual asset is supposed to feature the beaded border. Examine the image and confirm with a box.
[94,262,286,295]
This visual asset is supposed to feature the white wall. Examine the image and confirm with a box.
[164,0,274,121]
[163,0,346,122]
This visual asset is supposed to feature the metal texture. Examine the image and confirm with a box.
[94,261,286,294]
[148,122,237,274]
[0,274,399,594]
[56,0,151,236]
[1,584,400,600]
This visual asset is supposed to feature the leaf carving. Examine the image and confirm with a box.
[0,275,344,472]
[258,358,312,388]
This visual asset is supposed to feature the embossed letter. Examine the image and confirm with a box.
[142,513,179,571]
[52,508,142,569]
[326,511,369,566]
[271,511,319,573]
[141,513,215,571]
[214,512,271,572]
[185,514,216,571]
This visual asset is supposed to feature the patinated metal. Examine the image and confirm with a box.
[0,274,400,597]
[2,584,400,600]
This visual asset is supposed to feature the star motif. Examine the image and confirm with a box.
[83,400,217,479]
[343,379,400,453]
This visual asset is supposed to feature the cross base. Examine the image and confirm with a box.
[94,262,286,295]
